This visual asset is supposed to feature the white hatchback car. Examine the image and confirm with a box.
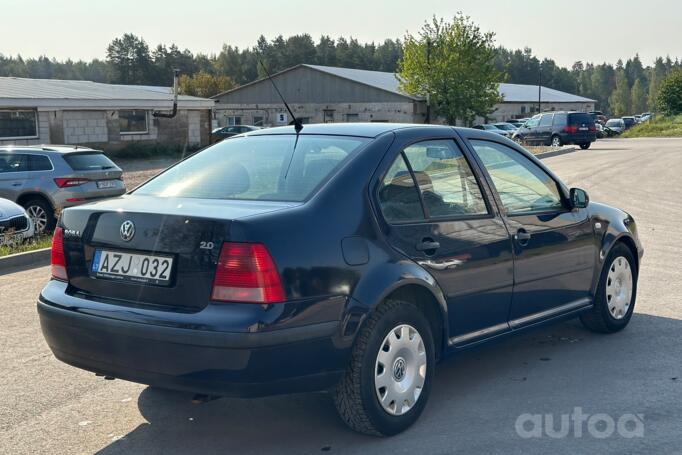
[0,198,35,246]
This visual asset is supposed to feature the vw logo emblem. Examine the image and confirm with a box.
[392,357,406,381]
[120,220,135,242]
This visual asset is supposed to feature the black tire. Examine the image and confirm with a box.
[580,142,591,150]
[22,197,55,234]
[580,243,638,333]
[333,299,436,436]
[550,135,562,147]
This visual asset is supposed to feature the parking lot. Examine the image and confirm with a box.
[1,137,680,454]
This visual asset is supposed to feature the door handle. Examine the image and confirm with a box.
[514,229,531,246]
[416,239,440,252]
[11,182,22,187]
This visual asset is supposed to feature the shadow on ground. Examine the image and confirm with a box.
[95,313,680,455]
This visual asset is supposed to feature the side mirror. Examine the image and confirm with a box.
[570,188,589,209]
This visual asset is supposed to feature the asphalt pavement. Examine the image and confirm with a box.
[1,137,681,454]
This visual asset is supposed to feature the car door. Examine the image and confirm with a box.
[536,113,554,145]
[521,115,541,144]
[376,135,515,345]
[467,139,596,327]
[0,153,28,201]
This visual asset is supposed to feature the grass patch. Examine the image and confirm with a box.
[622,115,682,138]
[0,235,52,258]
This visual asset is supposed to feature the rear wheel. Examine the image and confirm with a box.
[333,299,435,436]
[580,243,637,333]
[580,142,591,150]
[551,135,562,147]
[22,198,55,234]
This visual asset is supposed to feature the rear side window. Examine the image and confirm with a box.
[135,135,369,202]
[568,113,594,125]
[378,154,424,222]
[28,155,52,171]
[63,153,117,171]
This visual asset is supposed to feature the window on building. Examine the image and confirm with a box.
[0,110,38,139]
[345,113,359,122]
[119,110,148,134]
[253,116,264,126]
[227,116,242,126]
[323,110,335,123]
[299,117,311,124]
[520,106,526,114]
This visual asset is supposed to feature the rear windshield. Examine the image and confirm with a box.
[567,113,594,125]
[134,135,369,202]
[606,119,622,126]
[64,153,117,171]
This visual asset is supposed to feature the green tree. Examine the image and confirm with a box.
[178,72,235,98]
[609,65,631,116]
[657,69,682,116]
[398,14,501,125]
[106,33,153,84]
[630,78,647,114]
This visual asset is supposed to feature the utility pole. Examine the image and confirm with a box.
[425,38,432,124]
[538,66,542,114]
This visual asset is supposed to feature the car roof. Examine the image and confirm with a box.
[246,122,454,138]
[0,144,102,154]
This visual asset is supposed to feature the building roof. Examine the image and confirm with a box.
[0,77,215,109]
[214,64,595,104]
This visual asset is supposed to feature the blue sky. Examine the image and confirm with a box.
[2,0,679,67]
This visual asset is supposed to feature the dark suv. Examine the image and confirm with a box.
[513,112,597,149]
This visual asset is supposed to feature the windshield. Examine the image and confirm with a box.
[134,135,369,202]
[606,120,622,126]
[63,153,117,171]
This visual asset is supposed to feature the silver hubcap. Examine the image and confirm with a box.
[606,256,633,320]
[374,324,427,416]
[27,205,47,233]
[552,137,561,147]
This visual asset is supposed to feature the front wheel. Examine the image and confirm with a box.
[580,142,591,150]
[333,299,435,436]
[580,243,638,333]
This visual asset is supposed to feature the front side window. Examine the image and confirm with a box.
[119,110,148,134]
[539,114,554,127]
[0,110,37,139]
[403,140,488,218]
[470,140,564,214]
[0,154,27,173]
[526,115,541,128]
[135,135,368,202]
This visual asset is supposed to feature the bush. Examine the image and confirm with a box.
[622,114,682,138]
[657,70,682,116]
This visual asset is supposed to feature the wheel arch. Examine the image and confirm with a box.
[17,191,55,211]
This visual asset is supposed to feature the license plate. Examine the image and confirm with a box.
[96,180,117,189]
[91,250,173,285]
[578,127,588,131]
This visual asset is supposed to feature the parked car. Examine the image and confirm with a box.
[0,197,34,246]
[0,146,126,234]
[622,116,637,129]
[493,122,519,133]
[211,125,262,143]
[508,121,525,129]
[512,112,597,149]
[604,118,626,135]
[595,122,605,139]
[640,113,653,122]
[588,111,608,125]
[472,124,511,137]
[38,123,643,436]
[634,115,642,123]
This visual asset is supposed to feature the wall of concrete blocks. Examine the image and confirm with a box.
[214,102,425,127]
[1,109,210,151]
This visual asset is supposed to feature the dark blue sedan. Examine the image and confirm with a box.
[38,123,643,436]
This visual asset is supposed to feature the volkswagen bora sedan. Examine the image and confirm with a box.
[38,123,642,436]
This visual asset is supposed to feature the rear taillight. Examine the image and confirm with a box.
[563,125,578,134]
[211,242,285,304]
[54,178,89,188]
[51,227,68,281]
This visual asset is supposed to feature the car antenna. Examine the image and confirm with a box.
[256,57,303,133]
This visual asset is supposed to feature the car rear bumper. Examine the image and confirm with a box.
[560,132,597,144]
[37,284,349,397]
